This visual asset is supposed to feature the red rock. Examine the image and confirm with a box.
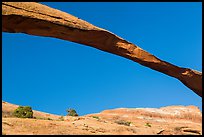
[2,2,202,97]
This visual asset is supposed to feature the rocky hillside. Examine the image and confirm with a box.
[2,101,202,135]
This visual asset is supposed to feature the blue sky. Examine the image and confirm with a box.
[2,2,202,116]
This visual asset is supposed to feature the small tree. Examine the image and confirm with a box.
[13,106,33,118]
[66,108,78,116]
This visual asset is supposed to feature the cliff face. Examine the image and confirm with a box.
[2,101,202,135]
[2,2,202,97]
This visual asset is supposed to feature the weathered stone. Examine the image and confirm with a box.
[2,2,202,97]
[2,101,202,135]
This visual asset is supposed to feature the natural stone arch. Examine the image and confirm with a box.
[2,2,202,97]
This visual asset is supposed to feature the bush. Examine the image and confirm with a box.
[47,117,52,120]
[115,120,131,126]
[92,116,100,120]
[13,106,33,118]
[66,108,78,116]
[145,122,151,127]
[33,117,52,120]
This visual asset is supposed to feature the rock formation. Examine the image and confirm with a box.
[2,2,202,97]
[92,106,202,124]
[2,101,202,135]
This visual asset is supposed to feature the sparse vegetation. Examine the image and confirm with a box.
[66,108,78,116]
[115,120,131,126]
[47,118,52,120]
[34,117,53,120]
[174,127,182,131]
[13,106,33,118]
[145,122,151,127]
[174,126,188,131]
[59,116,64,121]
[92,116,100,120]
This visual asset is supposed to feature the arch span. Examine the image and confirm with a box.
[2,2,202,97]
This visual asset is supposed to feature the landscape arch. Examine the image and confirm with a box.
[2,2,202,97]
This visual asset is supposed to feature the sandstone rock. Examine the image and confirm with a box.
[2,2,202,97]
[98,106,202,123]
[2,101,202,135]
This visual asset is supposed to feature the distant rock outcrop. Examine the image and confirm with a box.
[87,106,202,135]
[2,2,202,97]
[93,105,202,123]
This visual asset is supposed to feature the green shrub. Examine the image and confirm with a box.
[66,108,78,116]
[33,117,52,120]
[92,116,100,120]
[47,117,52,120]
[115,120,131,126]
[145,122,151,127]
[13,106,33,118]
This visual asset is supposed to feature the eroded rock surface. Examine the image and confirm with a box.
[2,101,202,135]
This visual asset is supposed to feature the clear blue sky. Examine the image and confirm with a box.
[2,2,202,116]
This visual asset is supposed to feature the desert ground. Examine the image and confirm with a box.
[2,101,202,135]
